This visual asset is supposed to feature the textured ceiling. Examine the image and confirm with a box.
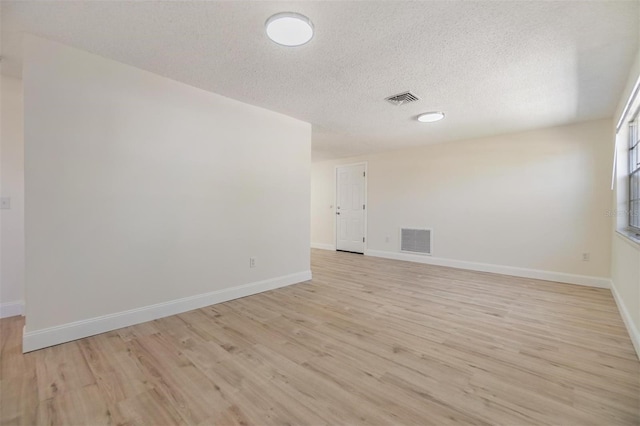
[1,1,638,161]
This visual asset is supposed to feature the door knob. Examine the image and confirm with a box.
[336,212,341,215]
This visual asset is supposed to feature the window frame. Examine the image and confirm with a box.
[629,112,640,233]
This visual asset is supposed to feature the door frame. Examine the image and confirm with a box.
[334,162,368,253]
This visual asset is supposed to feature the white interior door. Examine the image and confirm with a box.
[336,164,366,253]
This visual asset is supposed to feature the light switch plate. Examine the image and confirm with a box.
[0,197,10,210]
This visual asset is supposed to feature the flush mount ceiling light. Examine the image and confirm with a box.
[417,112,445,123]
[265,12,314,47]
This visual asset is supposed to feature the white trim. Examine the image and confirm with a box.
[23,270,311,353]
[365,249,610,288]
[335,162,368,254]
[610,281,640,360]
[616,74,640,132]
[611,135,617,191]
[311,242,336,251]
[615,230,640,250]
[0,300,24,318]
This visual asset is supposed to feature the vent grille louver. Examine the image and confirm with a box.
[400,228,432,255]
[385,91,420,106]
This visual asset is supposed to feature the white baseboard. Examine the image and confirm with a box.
[364,249,611,288]
[610,281,640,360]
[23,270,312,353]
[0,300,24,318]
[311,242,336,251]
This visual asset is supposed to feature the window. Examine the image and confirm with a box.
[630,114,640,230]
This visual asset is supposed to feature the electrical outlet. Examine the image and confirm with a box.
[385,236,390,243]
[249,257,256,268]
[0,197,10,210]
[582,253,590,262]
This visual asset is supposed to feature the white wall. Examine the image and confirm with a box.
[23,36,311,351]
[312,119,613,284]
[610,43,640,358]
[610,234,639,355]
[0,75,25,317]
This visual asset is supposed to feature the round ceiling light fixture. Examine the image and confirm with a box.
[417,112,445,123]
[265,12,314,47]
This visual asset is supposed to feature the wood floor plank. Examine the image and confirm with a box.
[1,249,638,425]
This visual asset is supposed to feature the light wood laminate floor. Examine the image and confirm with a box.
[1,249,639,425]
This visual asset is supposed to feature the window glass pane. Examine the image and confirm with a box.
[632,200,640,228]
[631,172,640,228]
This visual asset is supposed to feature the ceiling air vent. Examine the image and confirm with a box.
[400,228,432,255]
[385,91,420,106]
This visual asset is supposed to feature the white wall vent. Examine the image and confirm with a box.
[400,228,432,255]
[385,91,420,106]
